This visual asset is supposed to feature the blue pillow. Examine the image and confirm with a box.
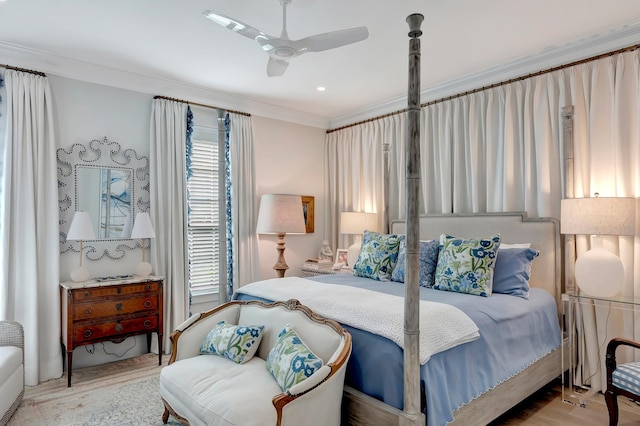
[391,238,439,287]
[492,248,539,299]
[352,230,401,281]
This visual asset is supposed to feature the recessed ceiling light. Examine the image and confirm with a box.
[317,86,326,92]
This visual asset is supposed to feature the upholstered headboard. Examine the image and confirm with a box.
[390,212,562,313]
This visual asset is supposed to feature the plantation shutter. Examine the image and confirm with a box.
[187,138,220,294]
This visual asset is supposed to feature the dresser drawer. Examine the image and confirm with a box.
[72,295,159,320]
[72,281,160,301]
[73,315,158,344]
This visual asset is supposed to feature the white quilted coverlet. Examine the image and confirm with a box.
[236,277,479,364]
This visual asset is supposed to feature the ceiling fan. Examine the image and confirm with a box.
[203,0,369,77]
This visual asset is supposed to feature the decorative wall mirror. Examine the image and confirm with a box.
[58,137,150,260]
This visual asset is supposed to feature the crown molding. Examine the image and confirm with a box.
[329,20,640,129]
[0,41,331,129]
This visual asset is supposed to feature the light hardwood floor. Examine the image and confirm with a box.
[490,378,640,425]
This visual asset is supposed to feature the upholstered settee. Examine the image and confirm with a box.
[160,299,352,426]
[0,321,24,426]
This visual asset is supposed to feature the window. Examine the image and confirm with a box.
[187,131,221,295]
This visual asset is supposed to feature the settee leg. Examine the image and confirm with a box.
[605,390,618,426]
[162,406,170,424]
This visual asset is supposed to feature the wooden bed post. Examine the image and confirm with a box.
[383,142,391,234]
[562,105,575,294]
[402,13,425,426]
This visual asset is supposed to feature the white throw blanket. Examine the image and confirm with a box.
[235,277,479,364]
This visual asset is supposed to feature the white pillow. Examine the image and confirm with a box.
[500,243,531,249]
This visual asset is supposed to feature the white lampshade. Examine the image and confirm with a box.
[256,194,306,235]
[340,212,378,267]
[561,196,636,297]
[67,211,96,282]
[561,197,636,236]
[131,212,156,239]
[339,212,379,235]
[67,211,96,241]
[131,212,155,277]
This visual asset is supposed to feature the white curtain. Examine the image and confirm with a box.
[227,113,260,289]
[385,75,565,220]
[325,48,640,393]
[566,50,640,391]
[149,99,189,353]
[0,69,62,385]
[324,116,397,251]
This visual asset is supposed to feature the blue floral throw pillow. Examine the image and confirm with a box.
[353,230,401,281]
[433,233,501,297]
[391,237,440,287]
[266,324,323,392]
[199,321,265,364]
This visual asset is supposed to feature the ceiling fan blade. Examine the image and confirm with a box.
[203,10,272,41]
[300,27,369,52]
[267,58,289,77]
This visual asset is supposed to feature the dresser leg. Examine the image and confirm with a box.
[147,333,152,352]
[158,333,163,365]
[67,351,73,387]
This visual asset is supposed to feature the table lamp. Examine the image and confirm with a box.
[67,211,96,282]
[256,194,306,278]
[340,211,378,267]
[131,212,156,277]
[561,195,636,297]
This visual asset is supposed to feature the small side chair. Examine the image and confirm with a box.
[605,337,640,426]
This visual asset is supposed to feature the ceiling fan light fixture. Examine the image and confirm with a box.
[274,47,296,58]
[203,0,368,77]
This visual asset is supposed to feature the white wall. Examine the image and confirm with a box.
[47,76,326,368]
[51,75,153,368]
[252,116,327,280]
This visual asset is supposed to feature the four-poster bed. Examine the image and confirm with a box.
[233,15,568,425]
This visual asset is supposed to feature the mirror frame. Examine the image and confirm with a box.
[57,137,150,260]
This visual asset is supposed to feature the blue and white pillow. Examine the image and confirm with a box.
[266,324,323,392]
[352,230,401,281]
[433,233,501,297]
[200,321,265,364]
[391,238,440,287]
[492,247,539,299]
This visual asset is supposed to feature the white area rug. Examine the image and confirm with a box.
[8,354,181,425]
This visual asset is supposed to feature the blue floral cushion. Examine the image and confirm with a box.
[353,230,401,281]
[391,238,440,287]
[199,321,265,364]
[433,233,501,297]
[266,324,323,392]
[492,247,539,299]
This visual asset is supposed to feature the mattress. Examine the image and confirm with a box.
[235,274,561,425]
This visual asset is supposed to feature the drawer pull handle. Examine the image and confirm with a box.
[145,285,152,291]
[83,308,92,317]
[115,323,123,332]
[83,330,92,338]
[143,320,151,328]
[84,291,90,297]
[144,300,152,308]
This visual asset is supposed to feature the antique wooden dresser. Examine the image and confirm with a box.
[60,275,163,386]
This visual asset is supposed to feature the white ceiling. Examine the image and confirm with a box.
[0,0,639,128]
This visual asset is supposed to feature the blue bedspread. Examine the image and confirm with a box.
[234,274,561,425]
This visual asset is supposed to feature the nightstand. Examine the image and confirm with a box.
[60,275,164,386]
[562,292,640,406]
[300,265,352,278]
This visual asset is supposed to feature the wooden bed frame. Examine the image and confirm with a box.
[341,213,567,425]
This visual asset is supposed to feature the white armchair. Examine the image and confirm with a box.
[160,299,352,426]
[0,321,24,426]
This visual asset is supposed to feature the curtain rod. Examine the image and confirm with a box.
[153,95,250,117]
[326,42,640,134]
[0,64,47,77]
